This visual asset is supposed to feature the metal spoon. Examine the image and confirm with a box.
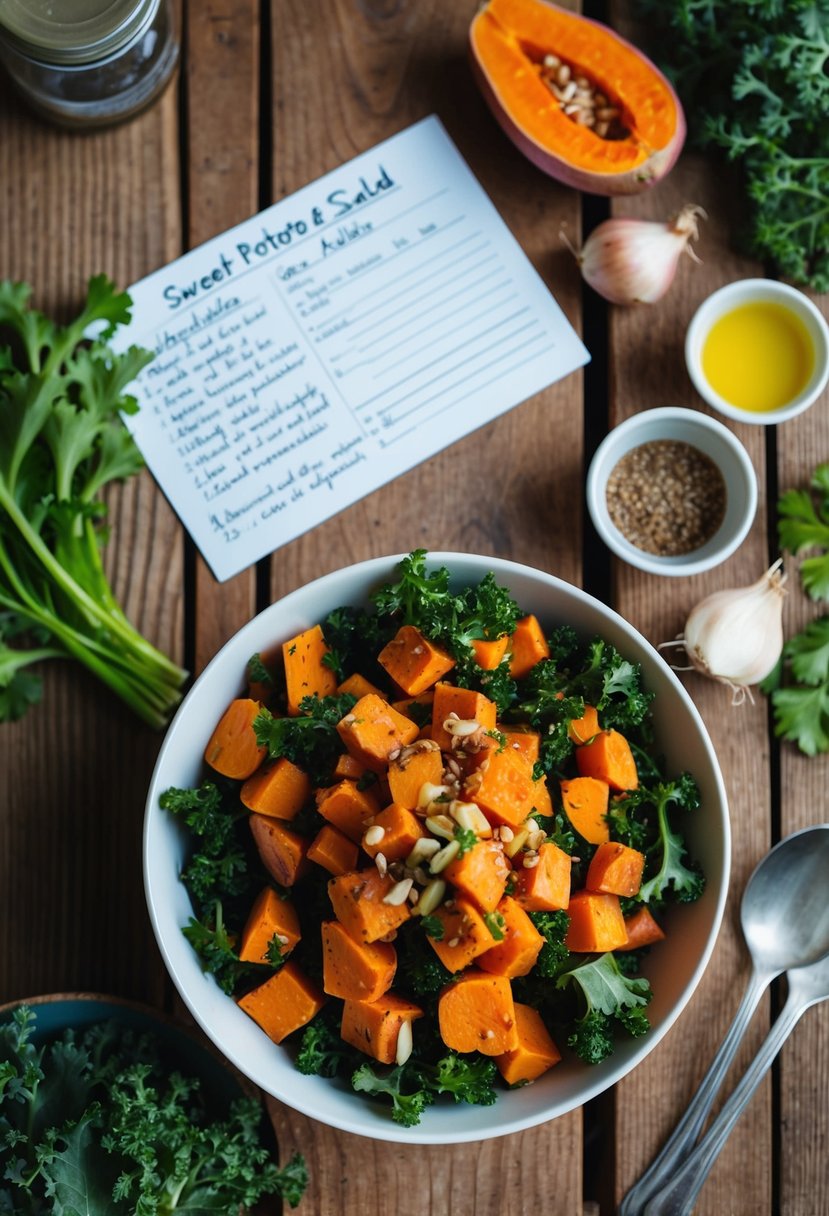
[620,823,829,1216]
[643,949,829,1215]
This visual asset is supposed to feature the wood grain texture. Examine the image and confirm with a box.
[264,0,585,1207]
[185,0,260,668]
[0,74,183,1005]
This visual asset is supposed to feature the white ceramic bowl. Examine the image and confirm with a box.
[685,278,829,425]
[586,407,757,577]
[144,553,730,1144]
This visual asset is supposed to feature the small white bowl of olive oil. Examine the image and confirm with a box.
[685,279,829,425]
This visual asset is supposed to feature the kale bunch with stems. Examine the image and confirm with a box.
[0,276,186,726]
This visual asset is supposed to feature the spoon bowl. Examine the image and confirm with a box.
[621,823,829,1216]
[741,824,829,971]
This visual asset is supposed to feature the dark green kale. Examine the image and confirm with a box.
[528,910,571,977]
[321,604,392,684]
[424,1052,498,1106]
[254,691,356,786]
[294,1011,358,1078]
[610,774,705,907]
[351,1063,435,1128]
[0,1006,308,1212]
[556,952,652,1065]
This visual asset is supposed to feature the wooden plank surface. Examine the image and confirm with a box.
[1,2,827,1213]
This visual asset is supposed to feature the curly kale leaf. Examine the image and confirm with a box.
[426,1052,498,1106]
[254,692,356,786]
[778,463,829,601]
[351,1063,435,1128]
[611,774,705,906]
[528,910,571,977]
[556,952,652,1065]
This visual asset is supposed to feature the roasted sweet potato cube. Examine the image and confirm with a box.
[618,906,666,951]
[328,867,412,943]
[204,698,266,779]
[336,693,419,772]
[341,992,424,1064]
[575,728,639,792]
[282,624,338,716]
[466,745,537,829]
[586,841,645,897]
[306,824,359,876]
[500,726,541,765]
[322,920,397,1002]
[338,671,385,701]
[495,1003,561,1085]
[249,814,309,886]
[427,897,499,973]
[431,683,498,752]
[239,886,301,964]
[237,961,324,1043]
[560,775,610,844]
[361,802,425,863]
[443,839,510,913]
[513,842,572,912]
[477,895,544,978]
[565,890,628,952]
[437,971,518,1055]
[387,740,443,810]
[378,624,456,695]
[568,703,600,744]
[240,757,311,821]
[317,779,380,843]
[508,615,550,679]
[471,635,509,671]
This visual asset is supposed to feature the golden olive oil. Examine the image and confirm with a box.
[701,300,814,413]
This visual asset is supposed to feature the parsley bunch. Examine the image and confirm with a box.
[635,0,829,289]
[0,1006,307,1213]
[0,276,186,725]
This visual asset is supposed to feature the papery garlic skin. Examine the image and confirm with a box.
[573,204,705,306]
[681,560,787,695]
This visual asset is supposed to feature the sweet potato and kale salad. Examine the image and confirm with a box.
[162,552,705,1126]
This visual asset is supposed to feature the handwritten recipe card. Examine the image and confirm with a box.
[118,116,589,580]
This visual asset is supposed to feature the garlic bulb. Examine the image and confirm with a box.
[662,561,787,704]
[565,204,705,306]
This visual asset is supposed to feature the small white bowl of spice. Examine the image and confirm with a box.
[586,406,757,577]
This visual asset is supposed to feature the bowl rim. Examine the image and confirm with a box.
[143,551,731,1143]
[585,406,758,577]
[684,277,829,425]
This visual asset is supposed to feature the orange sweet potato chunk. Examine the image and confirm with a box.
[619,905,666,951]
[282,624,338,716]
[495,1003,561,1085]
[560,775,610,844]
[467,745,537,829]
[443,839,510,913]
[317,779,380,843]
[337,671,385,700]
[249,814,309,887]
[586,841,645,897]
[513,842,572,912]
[568,703,601,744]
[306,824,359,876]
[341,992,424,1064]
[477,895,544,978]
[472,636,510,671]
[428,897,499,973]
[361,802,424,863]
[237,961,324,1043]
[575,728,639,791]
[565,890,628,952]
[500,726,541,765]
[387,741,443,809]
[328,867,412,943]
[438,970,518,1055]
[336,693,419,772]
[378,624,456,695]
[204,698,266,779]
[321,920,397,1002]
[431,682,498,751]
[239,886,301,964]
[240,757,311,821]
[508,615,550,679]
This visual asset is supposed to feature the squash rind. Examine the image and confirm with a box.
[469,0,685,196]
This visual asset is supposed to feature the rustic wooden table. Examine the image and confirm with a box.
[1,2,827,1213]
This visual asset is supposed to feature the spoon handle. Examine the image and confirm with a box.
[642,989,810,1216]
[619,966,772,1216]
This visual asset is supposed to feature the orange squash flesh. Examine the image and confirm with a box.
[470,0,685,194]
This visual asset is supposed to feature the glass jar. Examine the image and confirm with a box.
[0,0,179,129]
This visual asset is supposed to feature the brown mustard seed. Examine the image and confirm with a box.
[605,439,727,557]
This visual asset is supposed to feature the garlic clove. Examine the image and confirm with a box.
[666,560,787,700]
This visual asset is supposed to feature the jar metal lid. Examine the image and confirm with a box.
[0,0,158,65]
